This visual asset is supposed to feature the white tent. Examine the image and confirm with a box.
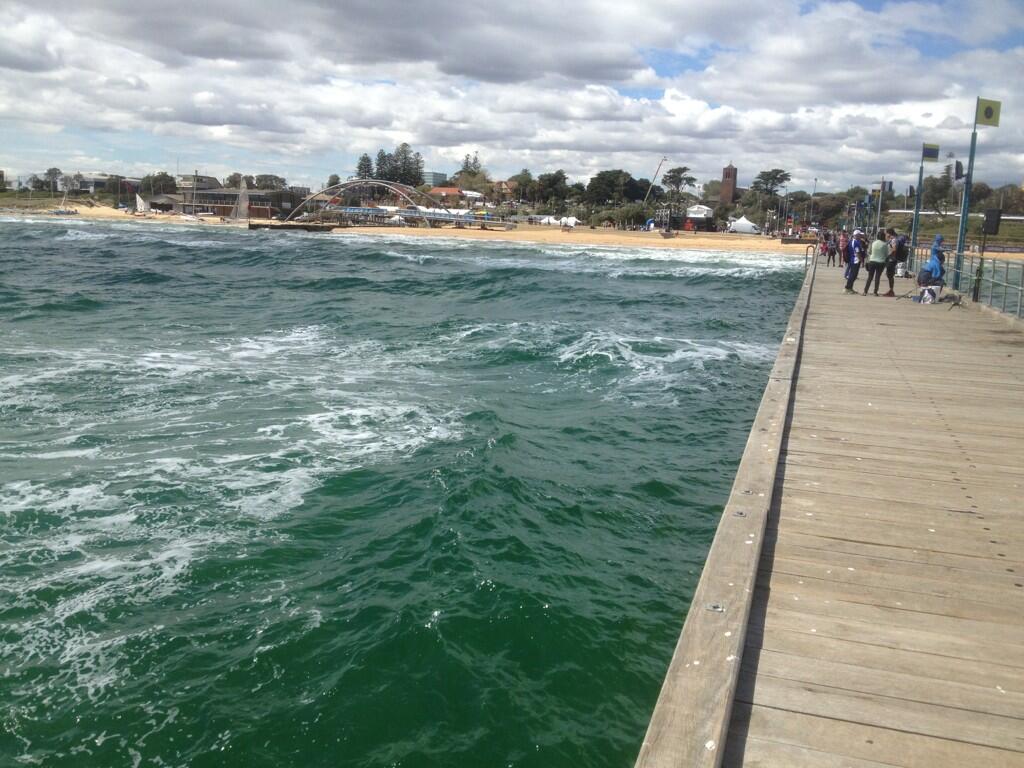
[559,216,579,228]
[686,204,713,219]
[539,216,559,225]
[728,215,761,234]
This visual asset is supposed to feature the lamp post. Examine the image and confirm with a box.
[809,177,817,226]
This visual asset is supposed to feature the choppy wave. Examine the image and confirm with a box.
[0,217,801,767]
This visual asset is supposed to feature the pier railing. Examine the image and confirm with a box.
[961,254,1024,319]
[908,247,1023,319]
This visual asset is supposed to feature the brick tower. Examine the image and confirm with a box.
[720,163,737,204]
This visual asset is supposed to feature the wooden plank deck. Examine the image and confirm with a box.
[636,258,1024,767]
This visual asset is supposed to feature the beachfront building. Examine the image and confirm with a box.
[422,171,448,187]
[153,186,303,218]
[176,174,221,192]
[685,204,715,231]
[491,180,520,202]
[59,172,142,194]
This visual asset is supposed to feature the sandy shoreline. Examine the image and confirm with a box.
[6,204,813,254]
[336,224,812,253]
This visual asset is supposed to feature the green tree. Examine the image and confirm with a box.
[811,194,848,226]
[461,152,483,175]
[702,179,722,203]
[968,182,993,210]
[635,179,664,203]
[374,149,393,181]
[391,143,423,186]
[356,154,374,179]
[993,184,1024,215]
[142,171,178,194]
[508,168,534,203]
[922,174,952,215]
[254,174,286,190]
[661,166,696,199]
[451,152,491,193]
[327,173,341,187]
[585,169,643,205]
[750,169,791,197]
[223,172,254,189]
[44,167,62,194]
[532,170,570,212]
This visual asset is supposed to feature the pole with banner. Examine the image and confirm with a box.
[954,97,1000,290]
[911,143,939,250]
[874,178,884,232]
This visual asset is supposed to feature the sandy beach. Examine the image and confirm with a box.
[7,203,814,254]
[337,224,812,253]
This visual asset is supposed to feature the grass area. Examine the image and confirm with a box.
[0,191,119,210]
[885,212,1024,248]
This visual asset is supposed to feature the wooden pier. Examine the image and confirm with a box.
[636,257,1024,767]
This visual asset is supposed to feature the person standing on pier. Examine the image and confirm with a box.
[883,227,908,297]
[825,231,838,266]
[844,231,866,293]
[863,230,889,295]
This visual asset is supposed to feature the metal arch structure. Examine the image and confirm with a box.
[284,178,454,222]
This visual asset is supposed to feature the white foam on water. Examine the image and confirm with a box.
[335,231,802,278]
[27,447,102,460]
[552,328,778,405]
[0,480,119,516]
[382,249,434,264]
[1,320,465,717]
[55,229,109,242]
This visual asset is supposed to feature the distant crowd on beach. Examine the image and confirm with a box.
[817,228,947,299]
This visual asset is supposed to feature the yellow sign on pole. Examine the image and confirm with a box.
[976,97,1001,127]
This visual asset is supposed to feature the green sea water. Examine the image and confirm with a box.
[0,218,801,767]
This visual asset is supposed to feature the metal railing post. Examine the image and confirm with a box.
[1017,263,1023,318]
[987,259,995,306]
[1003,260,1010,313]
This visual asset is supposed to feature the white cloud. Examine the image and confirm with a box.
[0,0,1022,190]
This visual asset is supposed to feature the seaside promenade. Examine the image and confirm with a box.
[636,257,1024,766]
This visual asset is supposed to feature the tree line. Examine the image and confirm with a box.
[15,156,1022,225]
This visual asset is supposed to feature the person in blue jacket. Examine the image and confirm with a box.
[844,230,866,293]
[918,235,946,287]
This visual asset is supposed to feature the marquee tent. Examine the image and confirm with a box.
[728,216,761,234]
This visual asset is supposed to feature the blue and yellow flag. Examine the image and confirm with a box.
[922,143,940,162]
[976,98,1001,127]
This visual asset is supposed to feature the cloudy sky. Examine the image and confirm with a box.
[1,0,1022,193]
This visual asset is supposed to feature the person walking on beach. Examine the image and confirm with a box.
[863,230,889,295]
